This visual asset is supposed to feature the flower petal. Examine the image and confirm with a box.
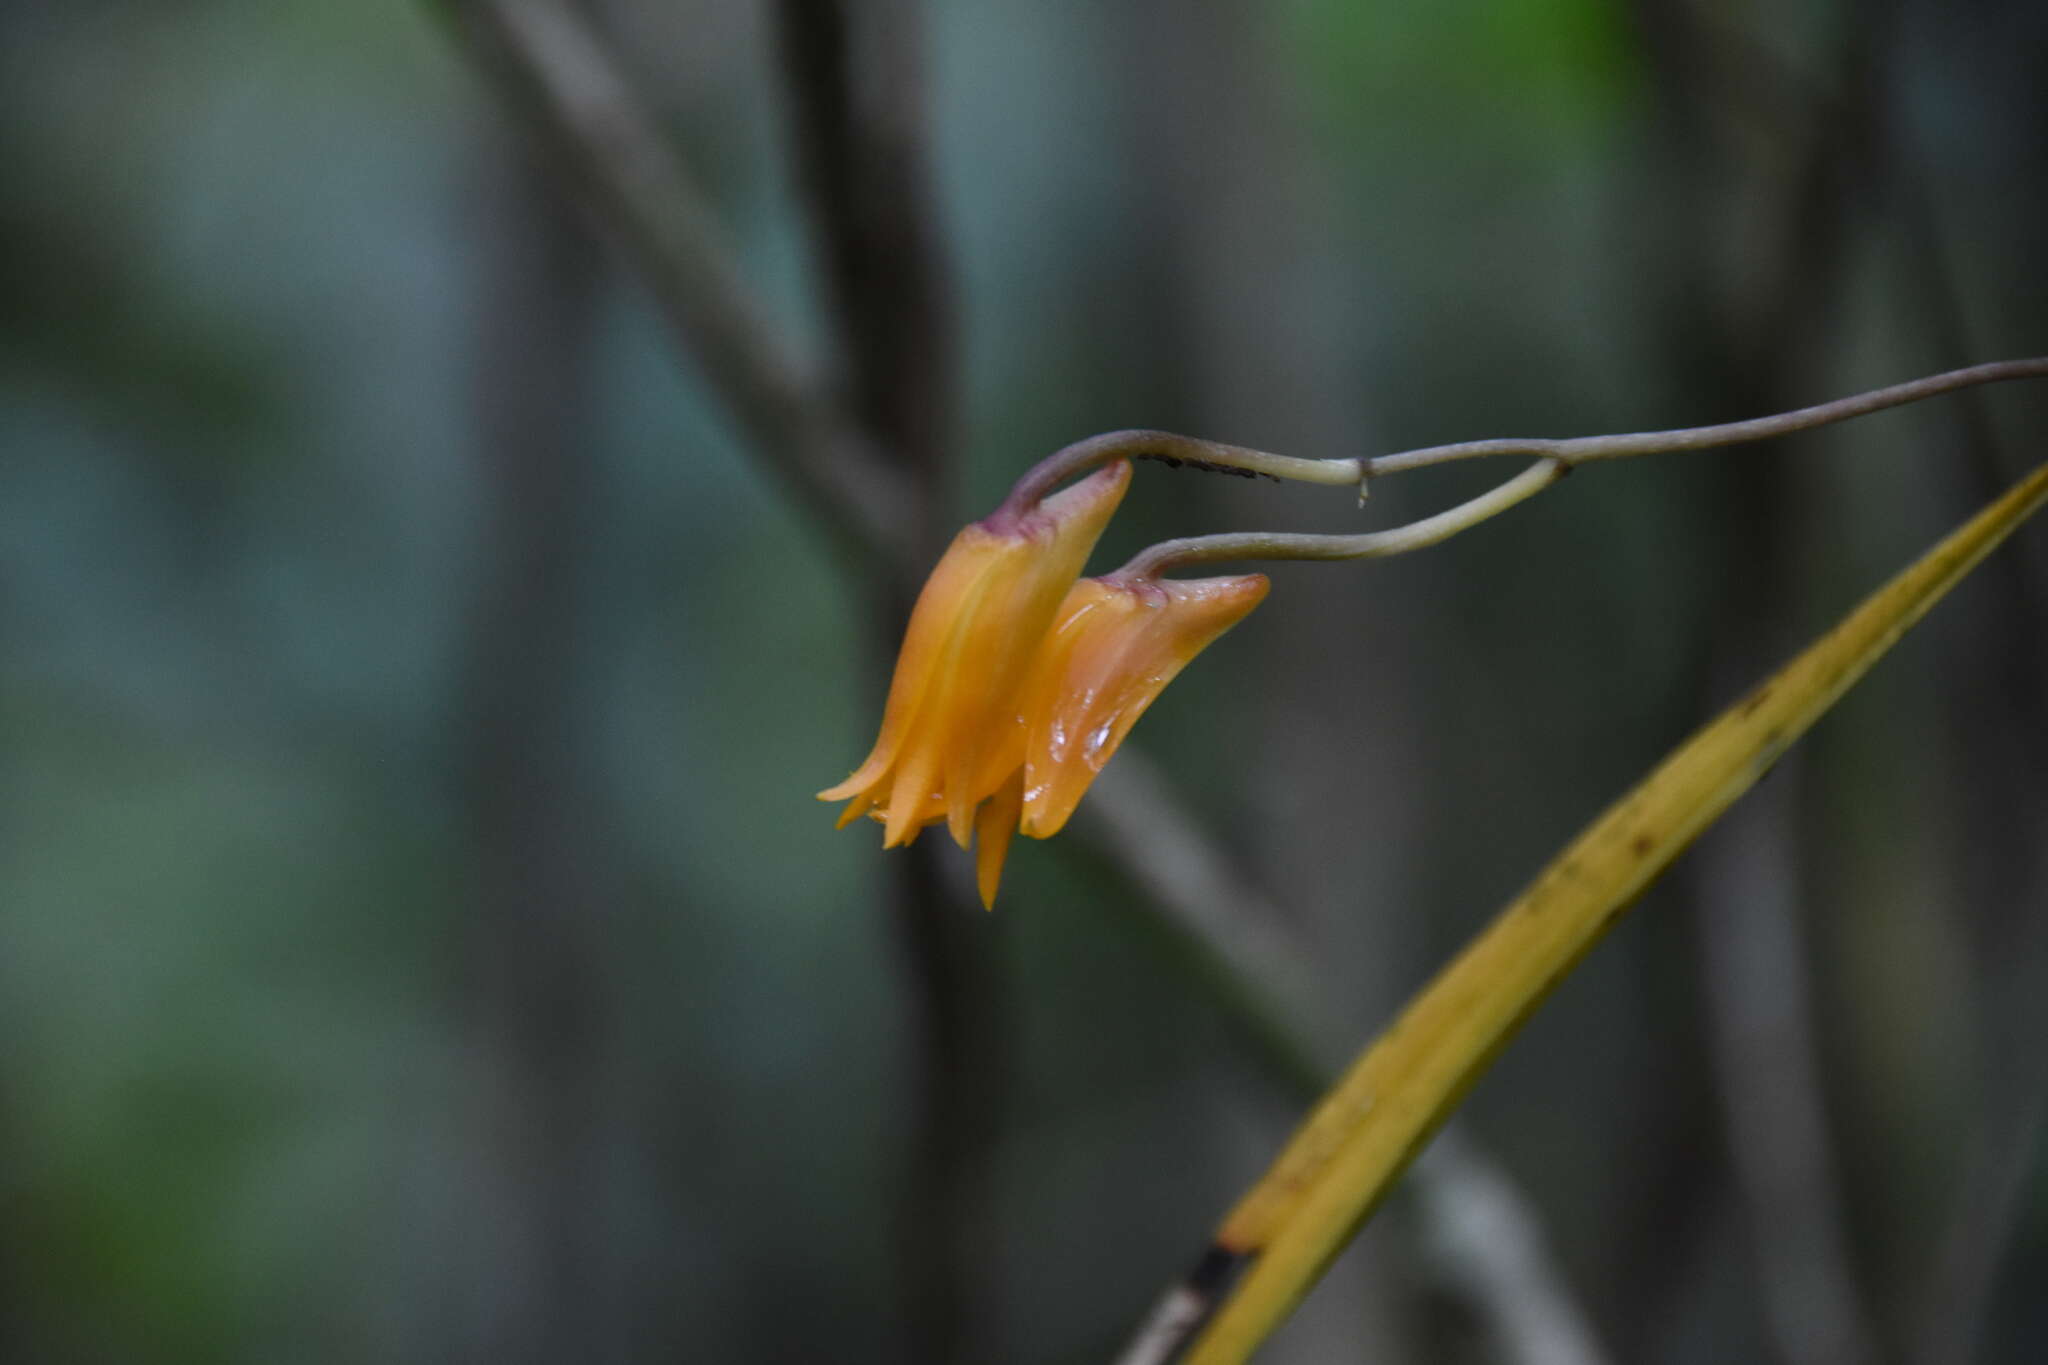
[973,768,1025,910]
[819,524,1012,804]
[821,460,1138,902]
[823,461,1132,846]
[1021,574,1269,838]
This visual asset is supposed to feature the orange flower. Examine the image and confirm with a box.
[1015,573,1269,842]
[822,461,1272,910]
[819,461,1132,894]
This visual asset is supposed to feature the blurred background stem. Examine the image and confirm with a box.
[768,3,1001,1359]
[450,134,606,1365]
[438,0,917,576]
[1629,2,1880,1360]
[1090,755,1612,1365]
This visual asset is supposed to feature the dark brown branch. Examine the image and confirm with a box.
[438,0,917,581]
[773,0,958,528]
[771,6,984,1362]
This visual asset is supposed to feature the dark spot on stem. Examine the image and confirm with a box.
[1139,453,1278,482]
[1186,1244,1246,1297]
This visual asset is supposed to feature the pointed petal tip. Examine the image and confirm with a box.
[1165,571,1271,614]
[1039,456,1133,527]
[974,853,1006,910]
[818,767,879,802]
[973,772,1025,912]
[1018,803,1075,842]
[945,760,979,849]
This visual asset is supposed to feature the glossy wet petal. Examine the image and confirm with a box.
[973,769,1025,910]
[1020,573,1268,838]
[819,461,1133,902]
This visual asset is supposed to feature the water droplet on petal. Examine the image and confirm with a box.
[1083,717,1115,765]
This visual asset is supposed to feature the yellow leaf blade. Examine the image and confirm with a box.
[1187,458,2048,1365]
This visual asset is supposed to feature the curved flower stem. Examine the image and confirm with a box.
[1097,357,2048,579]
[997,429,1364,519]
[1115,458,1566,580]
[1002,360,2048,538]
[1365,357,2048,475]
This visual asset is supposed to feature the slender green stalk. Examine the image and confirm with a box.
[1365,357,2048,475]
[1114,459,1564,579]
[997,429,1363,519]
[1007,361,2048,580]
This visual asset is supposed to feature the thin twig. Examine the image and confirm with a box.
[1007,361,2048,577]
[437,0,916,579]
[1000,429,1362,514]
[1115,459,1564,577]
[1693,777,1878,1365]
[773,0,957,512]
[1365,357,2048,474]
[1006,360,2048,509]
[1413,1133,1617,1365]
[1085,756,1613,1365]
